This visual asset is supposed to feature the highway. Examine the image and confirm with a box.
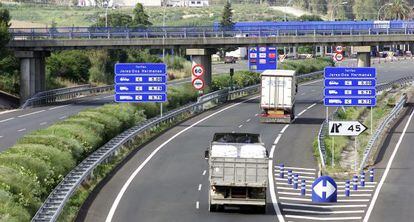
[79,60,414,222]
[364,96,414,221]
[0,61,248,151]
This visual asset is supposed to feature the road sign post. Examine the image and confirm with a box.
[312,176,337,203]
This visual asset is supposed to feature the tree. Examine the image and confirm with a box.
[310,0,327,14]
[47,51,92,83]
[297,14,324,21]
[131,3,152,27]
[353,0,378,20]
[220,1,234,29]
[95,12,133,27]
[384,0,411,20]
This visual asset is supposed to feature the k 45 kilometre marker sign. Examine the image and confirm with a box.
[328,121,367,136]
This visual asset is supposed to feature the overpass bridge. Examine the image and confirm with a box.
[8,25,414,103]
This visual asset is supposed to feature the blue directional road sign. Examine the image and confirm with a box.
[312,176,337,203]
[115,63,166,75]
[115,94,167,102]
[324,67,376,107]
[114,63,167,103]
[248,46,277,71]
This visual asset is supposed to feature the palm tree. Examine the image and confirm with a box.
[384,0,411,20]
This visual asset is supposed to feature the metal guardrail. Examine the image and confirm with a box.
[33,84,92,98]
[21,85,114,108]
[9,26,414,40]
[31,84,260,222]
[359,94,408,170]
[317,75,414,168]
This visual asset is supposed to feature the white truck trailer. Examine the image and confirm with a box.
[260,70,297,123]
[205,133,268,213]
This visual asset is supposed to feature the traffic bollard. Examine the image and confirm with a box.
[345,180,350,197]
[353,175,358,191]
[287,170,292,185]
[293,174,298,189]
[369,169,374,182]
[301,179,306,196]
[280,164,285,178]
[360,172,365,187]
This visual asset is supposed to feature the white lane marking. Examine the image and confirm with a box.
[364,109,414,222]
[280,125,289,134]
[279,197,311,202]
[296,109,307,117]
[231,131,235,133]
[202,170,206,176]
[307,103,317,110]
[18,110,45,118]
[196,201,199,209]
[269,140,286,222]
[40,122,48,126]
[281,202,367,208]
[285,215,362,221]
[238,124,243,128]
[270,134,283,157]
[246,118,251,122]
[17,128,26,132]
[274,166,316,171]
[255,113,259,116]
[300,79,323,86]
[59,116,67,120]
[0,109,20,115]
[283,208,365,214]
[276,176,315,180]
[198,184,202,191]
[274,169,315,175]
[48,105,70,110]
[0,117,15,123]
[338,199,370,202]
[105,96,259,222]
[0,135,3,138]
[300,93,306,95]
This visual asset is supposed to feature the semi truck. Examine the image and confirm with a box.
[260,69,297,123]
[204,133,268,213]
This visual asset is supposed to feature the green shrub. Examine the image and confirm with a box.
[47,50,92,83]
[0,189,31,222]
[6,144,75,181]
[76,111,122,140]
[17,135,83,161]
[0,165,41,215]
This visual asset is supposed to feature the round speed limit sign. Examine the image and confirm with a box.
[192,64,205,77]
[335,45,343,53]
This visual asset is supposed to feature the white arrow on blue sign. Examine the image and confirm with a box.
[312,176,337,203]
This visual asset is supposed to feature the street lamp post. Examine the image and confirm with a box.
[331,1,348,21]
[105,0,109,27]
[378,3,393,20]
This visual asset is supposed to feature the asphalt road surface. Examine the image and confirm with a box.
[80,60,414,222]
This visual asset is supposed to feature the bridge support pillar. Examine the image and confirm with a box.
[186,49,213,91]
[15,51,50,104]
[353,46,371,67]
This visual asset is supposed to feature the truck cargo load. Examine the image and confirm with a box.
[260,69,297,123]
[205,133,268,213]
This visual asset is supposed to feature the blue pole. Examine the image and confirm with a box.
[287,170,293,185]
[280,164,285,178]
[293,174,298,189]
[301,179,306,196]
[370,168,374,182]
[353,175,358,190]
[345,180,350,197]
[360,172,365,187]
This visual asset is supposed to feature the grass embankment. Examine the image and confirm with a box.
[5,3,295,27]
[314,85,410,175]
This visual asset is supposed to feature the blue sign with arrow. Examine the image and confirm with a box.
[312,176,337,203]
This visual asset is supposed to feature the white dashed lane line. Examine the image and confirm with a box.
[18,110,46,118]
[246,118,251,122]
[49,105,70,110]
[198,184,202,191]
[59,116,67,120]
[196,201,200,209]
[0,136,3,138]
[40,122,48,126]
[0,117,15,123]
[17,128,26,132]
[238,124,243,128]
[202,170,206,176]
